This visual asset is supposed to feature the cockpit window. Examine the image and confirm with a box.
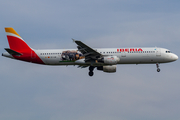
[166,51,171,53]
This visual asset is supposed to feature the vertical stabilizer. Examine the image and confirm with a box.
[4,27,44,64]
[5,27,32,52]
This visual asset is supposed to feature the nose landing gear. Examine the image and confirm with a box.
[156,63,160,72]
[89,66,95,76]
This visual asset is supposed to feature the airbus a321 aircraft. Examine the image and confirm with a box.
[2,28,178,76]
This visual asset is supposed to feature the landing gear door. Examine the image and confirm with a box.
[156,48,161,56]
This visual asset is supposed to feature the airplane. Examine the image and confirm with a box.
[2,27,178,76]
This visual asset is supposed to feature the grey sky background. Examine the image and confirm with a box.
[0,0,180,120]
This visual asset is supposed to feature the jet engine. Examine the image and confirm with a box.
[97,65,116,73]
[98,56,120,65]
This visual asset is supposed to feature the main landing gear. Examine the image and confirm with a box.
[89,66,95,77]
[156,63,160,72]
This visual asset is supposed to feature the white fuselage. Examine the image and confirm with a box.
[34,47,178,65]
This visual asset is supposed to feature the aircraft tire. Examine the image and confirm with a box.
[157,68,160,72]
[89,71,94,76]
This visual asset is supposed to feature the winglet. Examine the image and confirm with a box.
[72,38,76,42]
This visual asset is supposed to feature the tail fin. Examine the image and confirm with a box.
[4,28,44,64]
[5,27,32,52]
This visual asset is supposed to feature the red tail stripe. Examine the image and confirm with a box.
[7,36,31,52]
[6,33,44,64]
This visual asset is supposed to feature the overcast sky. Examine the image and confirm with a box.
[0,0,180,120]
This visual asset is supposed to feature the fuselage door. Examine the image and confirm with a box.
[156,48,161,56]
[121,52,126,57]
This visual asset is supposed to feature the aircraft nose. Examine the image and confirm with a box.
[174,54,178,61]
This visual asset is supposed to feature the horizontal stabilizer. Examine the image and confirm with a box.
[4,48,22,56]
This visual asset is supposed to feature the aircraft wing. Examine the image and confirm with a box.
[73,39,102,61]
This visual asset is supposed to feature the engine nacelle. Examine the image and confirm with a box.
[97,65,116,73]
[98,56,120,65]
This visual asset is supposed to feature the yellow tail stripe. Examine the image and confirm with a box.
[5,27,21,37]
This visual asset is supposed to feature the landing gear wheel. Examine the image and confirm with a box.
[157,68,160,72]
[89,71,94,76]
[88,66,95,77]
[156,63,160,72]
